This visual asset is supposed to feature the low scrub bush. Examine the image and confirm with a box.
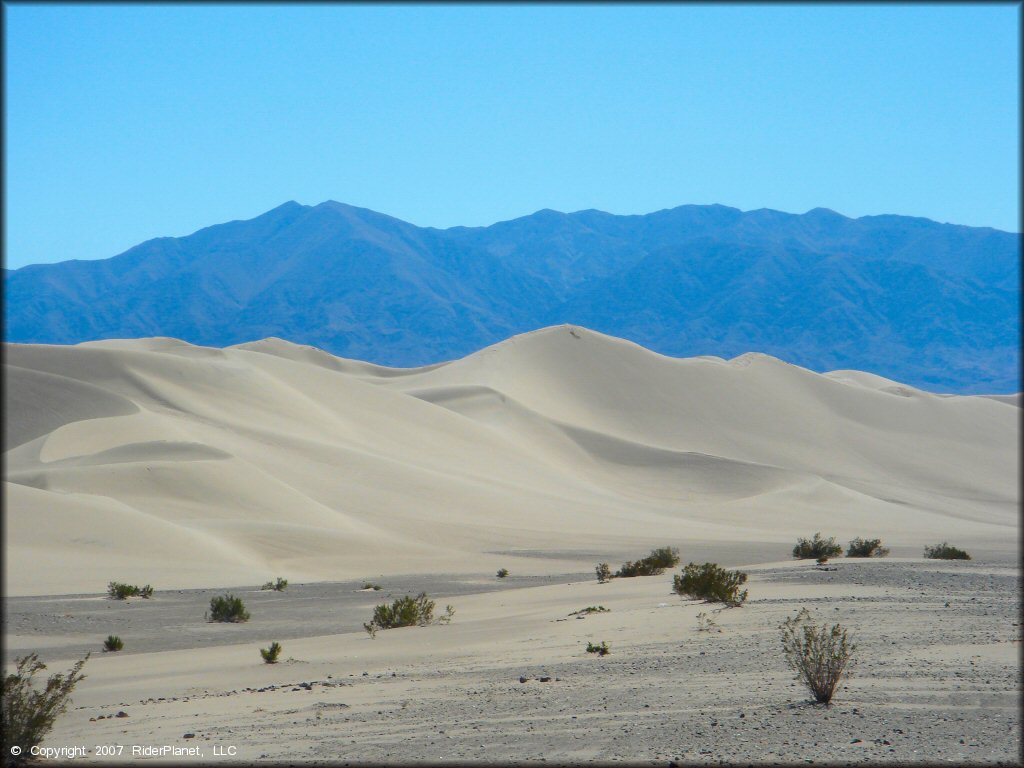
[362,582,382,591]
[260,577,288,592]
[923,542,971,560]
[846,538,889,558]
[695,611,720,632]
[2,653,88,760]
[792,533,842,561]
[496,568,509,579]
[207,594,250,623]
[595,563,612,583]
[616,546,680,577]
[585,641,610,656]
[673,562,748,606]
[260,642,282,664]
[102,635,123,652]
[363,592,454,638]
[569,606,609,616]
[107,582,153,600]
[780,607,855,705]
[108,582,135,600]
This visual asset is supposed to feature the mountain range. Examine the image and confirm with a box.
[4,200,1019,393]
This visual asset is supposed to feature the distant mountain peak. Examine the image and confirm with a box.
[804,207,847,219]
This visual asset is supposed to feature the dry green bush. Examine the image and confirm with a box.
[260,642,282,664]
[585,641,610,656]
[792,532,842,560]
[673,562,748,606]
[695,611,720,632]
[780,607,855,704]
[595,563,612,583]
[496,568,509,579]
[846,538,889,557]
[207,594,250,623]
[107,582,153,599]
[363,592,453,638]
[102,635,123,652]
[569,606,609,616]
[260,577,288,591]
[2,653,88,761]
[923,542,971,560]
[616,546,680,577]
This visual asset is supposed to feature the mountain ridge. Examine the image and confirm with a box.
[4,201,1019,393]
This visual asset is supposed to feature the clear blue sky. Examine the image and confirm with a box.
[4,3,1020,269]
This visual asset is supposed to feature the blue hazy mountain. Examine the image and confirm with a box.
[4,200,1019,393]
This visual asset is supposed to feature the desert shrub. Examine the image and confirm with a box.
[260,642,282,664]
[569,606,609,616]
[923,542,971,560]
[846,538,889,558]
[585,641,610,656]
[595,563,612,583]
[616,546,680,577]
[260,577,288,592]
[363,592,451,637]
[207,594,250,623]
[695,611,720,632]
[815,555,830,566]
[362,582,382,591]
[102,635,123,652]
[2,653,88,760]
[672,562,748,606]
[792,533,842,560]
[780,607,855,705]
[108,582,133,600]
[496,568,509,579]
[107,582,152,600]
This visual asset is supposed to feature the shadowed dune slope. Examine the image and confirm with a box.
[4,326,1018,595]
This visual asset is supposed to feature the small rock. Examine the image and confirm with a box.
[519,676,529,683]
[539,676,552,683]
[116,711,129,718]
[183,733,195,739]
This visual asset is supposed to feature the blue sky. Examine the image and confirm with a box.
[4,3,1020,269]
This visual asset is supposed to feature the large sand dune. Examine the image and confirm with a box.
[4,325,1018,596]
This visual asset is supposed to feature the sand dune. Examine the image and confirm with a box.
[4,325,1018,596]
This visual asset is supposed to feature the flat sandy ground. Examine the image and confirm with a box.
[8,555,1020,765]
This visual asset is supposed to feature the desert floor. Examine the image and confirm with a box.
[7,554,1020,765]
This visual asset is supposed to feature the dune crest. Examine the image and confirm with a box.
[4,326,1017,595]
